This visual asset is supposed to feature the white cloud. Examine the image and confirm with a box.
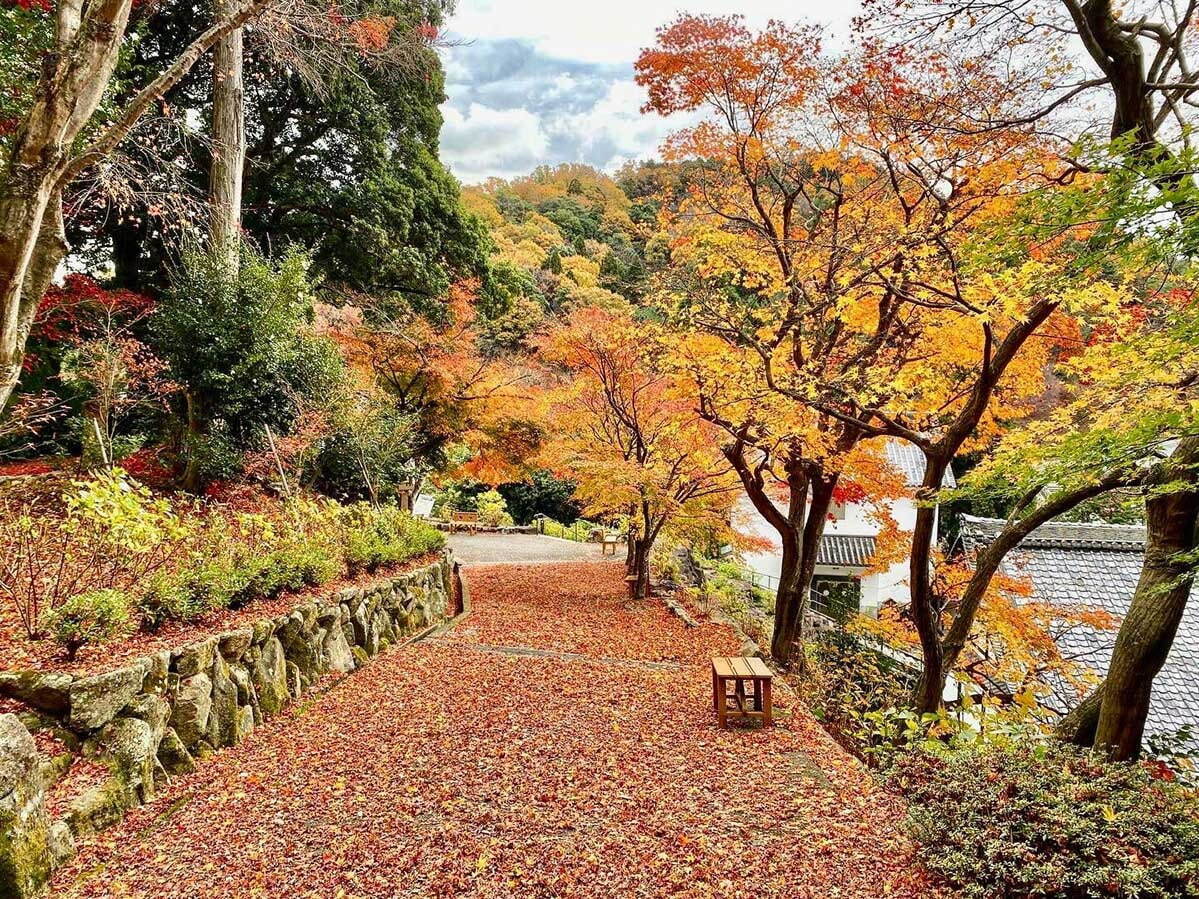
[438,2,862,183]
[440,103,550,182]
[446,0,860,64]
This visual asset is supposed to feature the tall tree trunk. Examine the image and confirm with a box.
[209,0,245,261]
[0,175,61,410]
[0,0,274,411]
[771,529,805,661]
[769,477,836,666]
[723,441,837,668]
[911,455,951,713]
[625,502,660,600]
[1,190,68,409]
[1092,437,1199,760]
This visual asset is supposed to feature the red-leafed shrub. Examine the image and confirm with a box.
[33,274,155,345]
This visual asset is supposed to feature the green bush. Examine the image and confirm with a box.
[136,574,210,631]
[290,543,341,587]
[48,589,132,659]
[891,742,1199,899]
[236,550,307,605]
[153,245,345,487]
[341,504,445,574]
[310,404,417,504]
[475,489,514,527]
[177,556,250,613]
[497,470,580,524]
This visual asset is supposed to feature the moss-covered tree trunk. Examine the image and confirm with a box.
[1092,437,1199,760]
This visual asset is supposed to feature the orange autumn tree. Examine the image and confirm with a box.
[854,551,1118,710]
[323,280,531,488]
[802,59,1125,712]
[535,306,737,598]
[637,15,1061,666]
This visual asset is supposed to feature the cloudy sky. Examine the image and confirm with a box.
[438,1,860,185]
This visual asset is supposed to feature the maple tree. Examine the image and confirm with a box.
[535,306,737,599]
[635,15,1084,673]
[871,0,1199,754]
[855,553,1118,709]
[323,280,531,489]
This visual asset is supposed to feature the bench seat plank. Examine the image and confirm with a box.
[746,657,773,678]
[712,657,736,678]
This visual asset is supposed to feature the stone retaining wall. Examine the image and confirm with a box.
[0,553,455,898]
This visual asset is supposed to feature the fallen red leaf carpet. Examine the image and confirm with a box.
[53,562,938,898]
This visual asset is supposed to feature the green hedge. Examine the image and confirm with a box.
[891,742,1199,898]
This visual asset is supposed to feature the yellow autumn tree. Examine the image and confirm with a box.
[637,15,1099,671]
[535,306,738,598]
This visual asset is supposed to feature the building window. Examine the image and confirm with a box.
[811,575,861,622]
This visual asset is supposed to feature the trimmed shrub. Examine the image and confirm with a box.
[47,589,132,660]
[341,504,445,574]
[891,741,1199,899]
[136,574,210,632]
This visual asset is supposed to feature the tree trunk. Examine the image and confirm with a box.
[209,0,245,261]
[911,455,951,713]
[0,173,70,410]
[111,217,147,290]
[627,536,651,600]
[1,189,68,410]
[771,531,805,662]
[723,441,837,668]
[776,474,836,667]
[182,391,206,492]
[1092,436,1199,760]
[1057,683,1103,746]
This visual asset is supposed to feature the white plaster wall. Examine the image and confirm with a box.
[737,491,941,617]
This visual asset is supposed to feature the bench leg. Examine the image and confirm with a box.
[716,675,727,728]
[712,669,719,712]
[762,678,773,727]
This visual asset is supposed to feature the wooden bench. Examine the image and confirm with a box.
[601,533,621,556]
[449,510,479,534]
[712,656,773,728]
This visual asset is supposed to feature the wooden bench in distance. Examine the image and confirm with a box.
[449,510,480,534]
[712,656,773,728]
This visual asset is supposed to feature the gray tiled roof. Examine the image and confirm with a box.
[961,515,1198,740]
[817,534,877,567]
[884,440,958,489]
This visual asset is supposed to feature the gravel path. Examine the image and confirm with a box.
[52,563,935,899]
[448,532,614,565]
